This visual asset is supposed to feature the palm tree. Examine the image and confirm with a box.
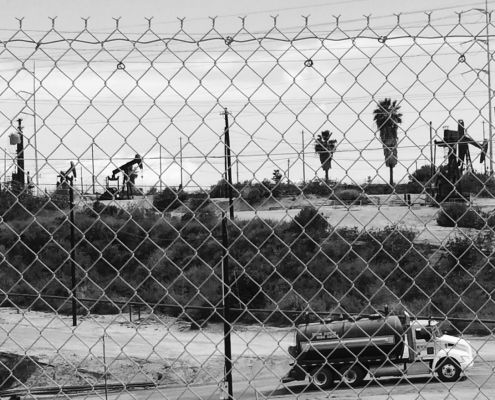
[315,130,337,182]
[373,98,402,185]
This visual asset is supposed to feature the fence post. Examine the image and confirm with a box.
[69,176,77,327]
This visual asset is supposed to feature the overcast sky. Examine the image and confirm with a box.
[0,0,493,193]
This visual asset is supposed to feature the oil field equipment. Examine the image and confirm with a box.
[433,119,487,203]
[100,154,143,200]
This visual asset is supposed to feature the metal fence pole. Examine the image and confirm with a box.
[69,177,77,327]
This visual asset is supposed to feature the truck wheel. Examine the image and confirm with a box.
[310,367,333,390]
[339,364,366,386]
[437,359,461,382]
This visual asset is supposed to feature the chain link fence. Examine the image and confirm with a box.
[1,12,495,400]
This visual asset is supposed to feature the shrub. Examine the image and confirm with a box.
[459,172,494,197]
[90,201,121,217]
[292,206,328,233]
[0,190,57,221]
[188,194,210,211]
[241,182,271,205]
[363,183,393,195]
[331,189,370,205]
[437,203,486,229]
[301,180,332,196]
[153,187,187,212]
[209,180,243,198]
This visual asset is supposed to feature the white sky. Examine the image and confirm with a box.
[0,0,494,193]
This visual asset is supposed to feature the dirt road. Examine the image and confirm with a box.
[63,360,495,400]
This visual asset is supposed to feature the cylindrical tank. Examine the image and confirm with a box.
[295,315,405,363]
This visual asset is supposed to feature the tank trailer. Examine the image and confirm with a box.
[282,311,474,388]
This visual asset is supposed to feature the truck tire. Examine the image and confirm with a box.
[339,364,366,386]
[437,358,461,382]
[310,366,333,390]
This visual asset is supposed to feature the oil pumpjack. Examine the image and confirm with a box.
[57,162,77,187]
[433,119,488,203]
[100,154,143,200]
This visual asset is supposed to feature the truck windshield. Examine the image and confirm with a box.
[427,325,441,338]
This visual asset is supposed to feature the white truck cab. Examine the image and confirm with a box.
[401,320,474,381]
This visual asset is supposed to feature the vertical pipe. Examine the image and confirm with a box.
[221,214,233,400]
[301,130,305,183]
[69,177,77,327]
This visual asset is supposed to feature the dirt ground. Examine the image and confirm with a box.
[0,308,494,391]
[0,308,291,389]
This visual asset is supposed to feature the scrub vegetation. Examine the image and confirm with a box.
[1,192,493,330]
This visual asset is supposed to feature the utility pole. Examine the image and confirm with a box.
[14,118,25,190]
[236,157,239,184]
[58,161,78,327]
[287,159,290,184]
[221,214,233,400]
[80,165,83,193]
[3,148,6,187]
[69,176,76,327]
[483,121,488,174]
[429,122,434,178]
[91,142,95,194]
[159,143,162,191]
[220,107,234,400]
[32,61,39,194]
[221,107,234,220]
[485,0,494,175]
[179,137,183,189]
[301,130,306,183]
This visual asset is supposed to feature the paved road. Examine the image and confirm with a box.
[66,361,495,400]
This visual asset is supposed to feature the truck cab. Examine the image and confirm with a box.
[403,320,474,381]
[282,313,474,389]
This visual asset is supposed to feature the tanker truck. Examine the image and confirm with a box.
[281,311,474,389]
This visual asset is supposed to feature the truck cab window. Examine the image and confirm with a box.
[415,328,432,341]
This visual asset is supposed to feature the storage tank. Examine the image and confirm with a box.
[294,315,405,362]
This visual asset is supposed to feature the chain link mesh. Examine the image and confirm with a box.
[1,13,495,400]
